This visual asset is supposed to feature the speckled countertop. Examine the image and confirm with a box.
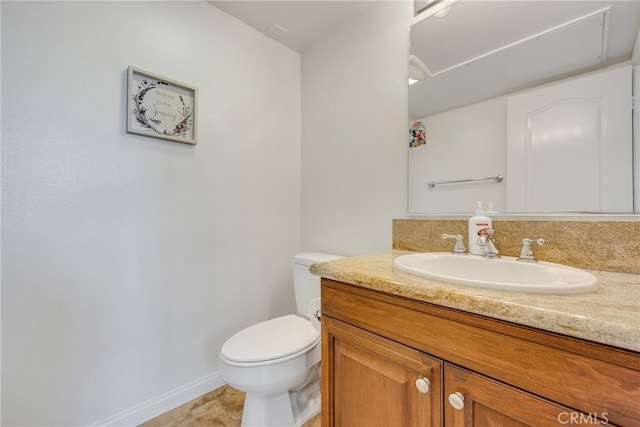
[311,251,640,352]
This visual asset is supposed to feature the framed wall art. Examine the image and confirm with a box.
[127,66,198,145]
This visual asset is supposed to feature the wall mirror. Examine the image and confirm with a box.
[408,0,640,215]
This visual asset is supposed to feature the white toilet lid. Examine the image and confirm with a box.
[220,314,320,364]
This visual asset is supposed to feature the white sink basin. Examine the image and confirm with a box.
[393,252,599,294]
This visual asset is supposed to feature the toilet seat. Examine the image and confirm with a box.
[220,314,320,367]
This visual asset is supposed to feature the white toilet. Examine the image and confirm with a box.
[219,252,342,427]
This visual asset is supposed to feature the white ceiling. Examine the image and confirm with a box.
[409,0,640,118]
[207,1,380,52]
[207,0,640,120]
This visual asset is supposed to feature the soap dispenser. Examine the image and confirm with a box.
[468,201,492,255]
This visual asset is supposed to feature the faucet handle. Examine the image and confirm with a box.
[441,234,466,255]
[518,238,545,262]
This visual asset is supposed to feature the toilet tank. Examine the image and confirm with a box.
[293,253,343,317]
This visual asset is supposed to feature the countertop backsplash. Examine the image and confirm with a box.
[393,219,640,274]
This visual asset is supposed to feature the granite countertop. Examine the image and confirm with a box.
[310,250,640,352]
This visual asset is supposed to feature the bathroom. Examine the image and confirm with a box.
[1,1,637,426]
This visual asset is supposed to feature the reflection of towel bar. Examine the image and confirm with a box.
[428,175,503,188]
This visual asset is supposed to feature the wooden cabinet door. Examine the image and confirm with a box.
[444,363,614,427]
[322,316,443,427]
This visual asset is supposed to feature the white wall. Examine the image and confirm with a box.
[301,1,412,256]
[409,97,507,214]
[634,65,639,211]
[1,1,301,425]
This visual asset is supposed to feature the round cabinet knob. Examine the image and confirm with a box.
[448,392,465,410]
[415,378,431,394]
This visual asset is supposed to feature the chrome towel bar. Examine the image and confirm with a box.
[428,174,503,188]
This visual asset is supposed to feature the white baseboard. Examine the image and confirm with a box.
[91,372,225,427]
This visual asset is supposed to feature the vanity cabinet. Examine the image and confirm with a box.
[323,315,442,426]
[321,279,640,426]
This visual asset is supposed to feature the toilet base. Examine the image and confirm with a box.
[240,390,320,427]
[239,364,321,427]
[242,392,295,427]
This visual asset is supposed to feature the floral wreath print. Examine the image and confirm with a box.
[131,79,193,138]
[409,121,426,148]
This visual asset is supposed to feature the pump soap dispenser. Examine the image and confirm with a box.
[468,201,492,256]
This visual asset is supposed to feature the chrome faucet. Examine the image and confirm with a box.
[477,229,499,258]
[441,234,466,255]
[517,238,545,262]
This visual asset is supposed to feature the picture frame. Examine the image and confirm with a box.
[127,66,198,145]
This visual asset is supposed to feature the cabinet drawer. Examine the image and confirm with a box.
[322,279,640,426]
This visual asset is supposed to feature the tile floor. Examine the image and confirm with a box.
[140,385,321,427]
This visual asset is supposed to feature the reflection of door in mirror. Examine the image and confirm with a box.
[507,65,633,213]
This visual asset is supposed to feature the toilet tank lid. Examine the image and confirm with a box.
[293,252,343,266]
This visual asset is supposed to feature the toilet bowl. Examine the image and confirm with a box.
[218,253,342,427]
